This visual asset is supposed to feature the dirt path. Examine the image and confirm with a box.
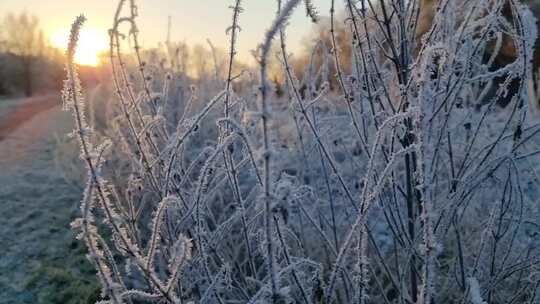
[0,96,99,303]
[0,94,61,141]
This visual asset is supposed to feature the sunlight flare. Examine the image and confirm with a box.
[50,27,107,66]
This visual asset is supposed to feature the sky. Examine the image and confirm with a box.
[1,0,343,64]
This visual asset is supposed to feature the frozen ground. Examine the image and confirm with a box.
[0,95,99,303]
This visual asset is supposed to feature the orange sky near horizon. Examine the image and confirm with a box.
[2,0,342,66]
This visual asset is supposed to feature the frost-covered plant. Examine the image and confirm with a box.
[64,0,540,303]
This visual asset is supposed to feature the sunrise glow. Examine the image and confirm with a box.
[50,27,108,66]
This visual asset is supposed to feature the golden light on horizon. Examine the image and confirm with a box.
[50,27,108,66]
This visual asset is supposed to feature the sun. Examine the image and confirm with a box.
[50,27,108,66]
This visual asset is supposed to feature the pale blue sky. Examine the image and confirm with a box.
[1,0,343,62]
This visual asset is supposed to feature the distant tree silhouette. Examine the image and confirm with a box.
[3,12,44,97]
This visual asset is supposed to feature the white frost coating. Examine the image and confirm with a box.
[468,277,487,304]
[61,0,540,303]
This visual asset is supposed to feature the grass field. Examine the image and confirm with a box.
[0,95,99,303]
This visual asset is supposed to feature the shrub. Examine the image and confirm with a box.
[64,0,540,303]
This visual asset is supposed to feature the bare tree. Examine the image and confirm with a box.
[3,12,44,97]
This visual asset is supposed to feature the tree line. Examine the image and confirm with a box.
[0,12,64,97]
